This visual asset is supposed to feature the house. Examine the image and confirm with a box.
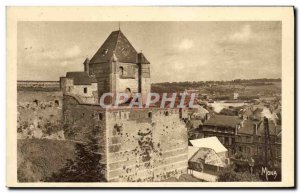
[189,137,229,159]
[60,70,98,104]
[190,106,210,121]
[188,137,229,181]
[233,92,239,100]
[201,115,243,156]
[235,118,281,165]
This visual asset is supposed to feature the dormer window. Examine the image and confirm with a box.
[102,49,108,56]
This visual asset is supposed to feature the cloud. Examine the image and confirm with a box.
[64,45,81,58]
[176,39,194,50]
[229,25,252,41]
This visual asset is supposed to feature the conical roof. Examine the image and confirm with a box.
[90,30,149,64]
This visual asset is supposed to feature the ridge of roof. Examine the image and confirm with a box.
[66,71,97,85]
[89,30,150,65]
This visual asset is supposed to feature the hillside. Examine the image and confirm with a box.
[17,139,76,182]
[152,78,281,99]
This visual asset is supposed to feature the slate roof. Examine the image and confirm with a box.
[90,30,150,64]
[204,115,242,128]
[137,52,150,64]
[66,72,97,85]
[237,119,281,136]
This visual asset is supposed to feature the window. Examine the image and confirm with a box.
[148,112,152,118]
[84,87,87,93]
[98,113,103,121]
[164,111,169,116]
[33,99,39,106]
[119,66,124,76]
[238,146,242,152]
[55,100,59,106]
[225,137,229,145]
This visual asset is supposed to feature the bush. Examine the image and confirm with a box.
[218,167,261,182]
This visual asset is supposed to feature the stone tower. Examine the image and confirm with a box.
[88,30,151,104]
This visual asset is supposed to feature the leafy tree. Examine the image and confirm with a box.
[44,127,106,182]
[218,167,261,182]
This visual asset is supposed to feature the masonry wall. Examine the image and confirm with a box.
[116,62,139,93]
[89,62,111,97]
[140,63,151,103]
[105,108,188,182]
[62,95,108,178]
[17,81,60,89]
[17,90,63,139]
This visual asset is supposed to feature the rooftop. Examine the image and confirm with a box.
[90,30,150,64]
[238,119,281,136]
[189,137,228,154]
[188,146,226,167]
[204,115,242,128]
[66,72,97,85]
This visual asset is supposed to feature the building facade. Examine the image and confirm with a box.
[87,30,151,104]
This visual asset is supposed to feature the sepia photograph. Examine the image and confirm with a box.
[6,7,294,188]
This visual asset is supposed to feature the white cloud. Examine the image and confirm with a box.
[64,45,81,58]
[230,25,252,41]
[176,39,194,50]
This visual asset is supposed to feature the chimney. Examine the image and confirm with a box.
[235,125,239,135]
[83,58,90,75]
[240,119,244,127]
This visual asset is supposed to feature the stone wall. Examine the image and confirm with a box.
[63,94,189,182]
[116,62,139,93]
[105,108,188,182]
[62,95,108,178]
[17,81,60,89]
[17,90,63,139]
[89,62,111,97]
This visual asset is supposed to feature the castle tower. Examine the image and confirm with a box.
[88,30,151,104]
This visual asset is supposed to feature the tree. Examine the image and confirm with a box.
[44,127,107,182]
[218,167,261,182]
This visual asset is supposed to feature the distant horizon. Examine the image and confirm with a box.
[17,77,282,83]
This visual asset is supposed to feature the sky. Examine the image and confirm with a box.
[17,21,281,83]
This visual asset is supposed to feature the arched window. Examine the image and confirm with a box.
[33,99,39,106]
[119,66,124,76]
